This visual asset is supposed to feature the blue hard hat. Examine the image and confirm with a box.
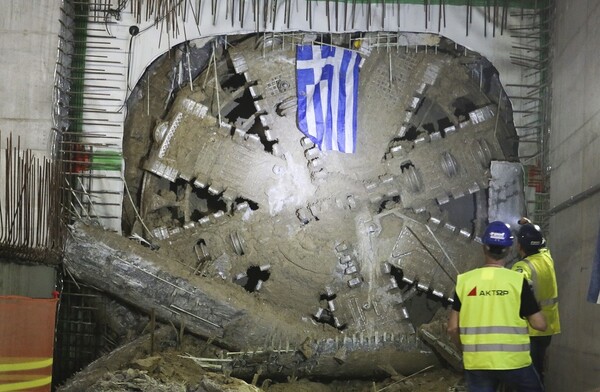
[482,221,514,247]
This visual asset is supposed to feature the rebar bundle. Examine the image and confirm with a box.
[0,133,66,263]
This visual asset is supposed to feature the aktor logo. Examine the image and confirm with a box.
[467,286,510,296]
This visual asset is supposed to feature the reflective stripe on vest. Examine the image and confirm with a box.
[461,326,529,335]
[540,297,559,306]
[524,259,559,307]
[524,259,539,294]
[462,343,530,353]
[461,326,530,353]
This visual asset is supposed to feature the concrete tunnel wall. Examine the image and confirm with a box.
[546,1,600,391]
[0,0,60,152]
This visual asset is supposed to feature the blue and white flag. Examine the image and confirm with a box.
[296,44,361,153]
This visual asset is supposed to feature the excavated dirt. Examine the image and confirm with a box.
[80,332,463,392]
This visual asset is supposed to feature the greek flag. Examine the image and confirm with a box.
[296,44,361,153]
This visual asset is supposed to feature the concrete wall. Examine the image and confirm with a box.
[548,1,600,391]
[0,1,61,152]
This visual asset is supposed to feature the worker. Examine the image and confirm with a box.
[512,218,561,384]
[447,221,547,392]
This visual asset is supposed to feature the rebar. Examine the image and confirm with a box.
[0,133,65,262]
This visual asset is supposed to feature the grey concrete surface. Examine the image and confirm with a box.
[548,0,600,391]
[0,1,61,152]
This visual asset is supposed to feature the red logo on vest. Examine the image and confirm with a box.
[468,287,477,296]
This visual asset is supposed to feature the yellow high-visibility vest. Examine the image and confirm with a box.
[457,267,532,370]
[512,248,561,336]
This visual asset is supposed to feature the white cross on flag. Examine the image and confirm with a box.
[296,44,361,153]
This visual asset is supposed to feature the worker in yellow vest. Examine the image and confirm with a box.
[512,218,561,385]
[447,221,547,392]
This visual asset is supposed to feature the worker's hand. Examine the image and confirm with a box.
[518,217,532,225]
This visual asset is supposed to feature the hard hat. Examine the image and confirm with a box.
[517,223,545,250]
[482,221,514,247]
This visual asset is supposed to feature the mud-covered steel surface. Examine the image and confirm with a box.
[75,33,522,380]
[64,222,436,379]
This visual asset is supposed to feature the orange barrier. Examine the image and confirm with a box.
[0,296,58,392]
